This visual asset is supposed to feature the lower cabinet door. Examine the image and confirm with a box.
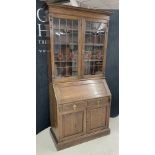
[86,105,108,133]
[60,110,86,140]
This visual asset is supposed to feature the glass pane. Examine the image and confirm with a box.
[53,18,78,78]
[84,21,106,75]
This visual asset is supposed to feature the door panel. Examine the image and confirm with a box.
[82,19,108,77]
[61,110,85,139]
[87,106,107,132]
[49,15,81,80]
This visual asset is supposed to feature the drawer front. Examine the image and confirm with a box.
[87,97,109,109]
[59,101,87,113]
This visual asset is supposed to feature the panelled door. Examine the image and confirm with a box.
[59,101,86,141]
[61,110,85,140]
[87,105,108,133]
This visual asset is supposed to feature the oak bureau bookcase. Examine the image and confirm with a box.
[46,2,112,150]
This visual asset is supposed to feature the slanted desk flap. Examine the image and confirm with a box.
[53,79,111,104]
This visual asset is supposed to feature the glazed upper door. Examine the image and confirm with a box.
[82,19,108,78]
[49,15,81,81]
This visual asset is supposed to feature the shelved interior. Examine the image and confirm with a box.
[84,21,106,75]
[52,17,106,78]
[53,18,78,78]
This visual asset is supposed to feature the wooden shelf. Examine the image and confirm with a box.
[54,28,78,32]
[84,64,102,66]
[86,29,105,33]
[54,43,78,45]
[85,43,104,46]
[55,61,77,63]
[84,59,103,62]
[56,66,77,68]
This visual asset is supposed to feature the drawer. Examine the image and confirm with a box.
[87,97,109,109]
[59,101,87,113]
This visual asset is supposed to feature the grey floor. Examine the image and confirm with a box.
[36,117,119,155]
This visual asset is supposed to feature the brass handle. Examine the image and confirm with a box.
[73,104,77,110]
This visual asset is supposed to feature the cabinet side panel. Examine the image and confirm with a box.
[49,84,59,139]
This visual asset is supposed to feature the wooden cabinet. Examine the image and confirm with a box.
[46,3,112,150]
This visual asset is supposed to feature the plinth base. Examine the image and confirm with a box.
[50,128,110,151]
